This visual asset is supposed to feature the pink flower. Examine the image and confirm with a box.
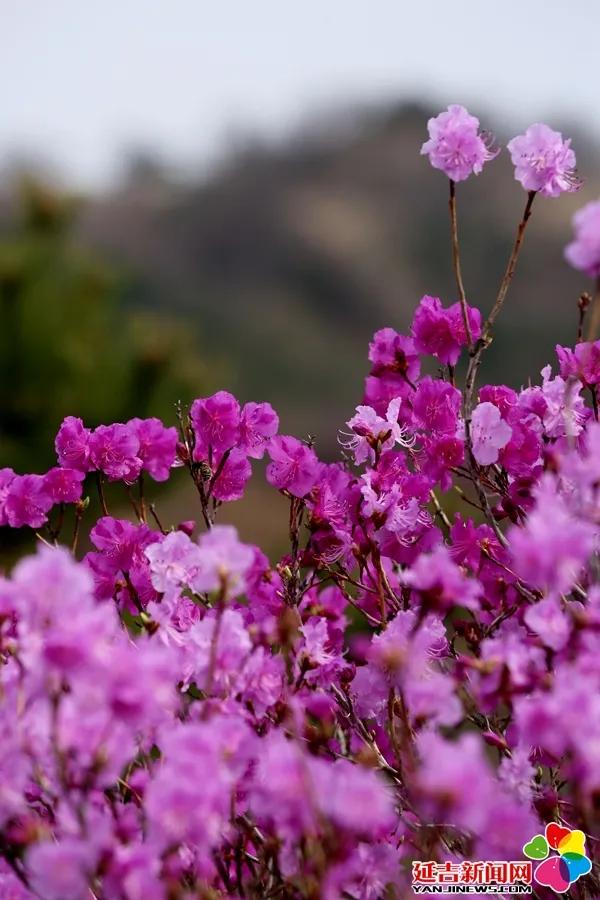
[191,525,255,596]
[4,475,53,528]
[239,401,279,458]
[89,423,142,482]
[90,516,144,571]
[421,104,498,182]
[565,199,600,278]
[145,531,202,593]
[509,474,595,594]
[507,123,580,198]
[524,597,571,652]
[368,328,420,383]
[411,295,481,366]
[403,544,480,611]
[54,415,92,471]
[211,448,252,502]
[129,417,178,481]
[266,435,320,497]
[539,364,586,438]
[0,468,16,526]
[191,390,240,459]
[556,341,600,386]
[470,401,512,465]
[43,467,85,505]
[26,838,97,900]
[412,376,462,434]
[341,398,412,465]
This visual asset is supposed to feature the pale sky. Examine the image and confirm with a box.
[1,0,599,188]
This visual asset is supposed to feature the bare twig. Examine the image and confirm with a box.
[449,179,473,349]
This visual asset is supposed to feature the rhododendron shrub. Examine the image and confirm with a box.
[1,106,600,899]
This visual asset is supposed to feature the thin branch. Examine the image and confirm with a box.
[464,190,536,419]
[449,179,472,349]
[585,276,600,342]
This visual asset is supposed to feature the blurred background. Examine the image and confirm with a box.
[1,0,599,550]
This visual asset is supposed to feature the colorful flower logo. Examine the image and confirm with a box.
[523,823,591,893]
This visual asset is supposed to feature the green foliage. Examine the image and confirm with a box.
[0,180,209,473]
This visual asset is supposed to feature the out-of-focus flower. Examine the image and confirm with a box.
[4,474,53,528]
[565,199,600,277]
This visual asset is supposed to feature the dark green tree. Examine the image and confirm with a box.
[0,180,210,474]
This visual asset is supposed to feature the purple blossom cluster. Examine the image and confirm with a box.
[422,104,580,197]
[1,105,600,899]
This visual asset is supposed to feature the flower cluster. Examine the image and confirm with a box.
[1,106,600,899]
[423,103,580,197]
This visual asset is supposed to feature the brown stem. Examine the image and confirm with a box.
[203,587,226,704]
[286,496,304,606]
[464,190,536,421]
[138,473,147,523]
[429,489,451,535]
[207,447,232,501]
[71,502,85,554]
[449,179,472,348]
[590,385,598,422]
[585,276,600,342]
[577,292,591,343]
[149,503,168,535]
[486,190,536,335]
[126,485,142,522]
[97,473,109,517]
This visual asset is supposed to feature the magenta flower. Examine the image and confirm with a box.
[411,294,481,366]
[129,417,178,481]
[403,544,480,611]
[556,340,600,386]
[368,328,421,383]
[191,525,255,596]
[4,474,53,528]
[412,376,462,434]
[89,423,142,482]
[415,731,495,833]
[90,516,143,571]
[524,597,571,652]
[565,199,600,277]
[507,123,580,197]
[509,474,595,594]
[470,401,512,466]
[341,398,412,465]
[211,448,252,502]
[0,468,16,526]
[43,467,85,505]
[6,103,600,900]
[26,838,97,900]
[144,530,202,593]
[191,390,240,459]
[421,104,498,182]
[266,435,320,497]
[239,401,279,458]
[54,415,92,471]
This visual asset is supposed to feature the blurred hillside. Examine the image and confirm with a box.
[77,102,600,453]
[0,181,212,475]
